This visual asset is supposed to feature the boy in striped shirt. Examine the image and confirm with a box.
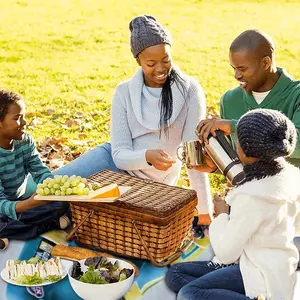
[0,90,70,241]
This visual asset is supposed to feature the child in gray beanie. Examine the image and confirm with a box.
[237,108,297,183]
[166,108,300,299]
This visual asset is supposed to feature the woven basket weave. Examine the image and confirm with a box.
[67,170,197,266]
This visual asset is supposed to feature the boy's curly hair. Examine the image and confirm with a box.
[0,90,23,121]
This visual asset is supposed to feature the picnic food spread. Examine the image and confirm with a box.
[6,257,63,285]
[70,256,134,284]
[51,245,139,276]
[36,175,120,199]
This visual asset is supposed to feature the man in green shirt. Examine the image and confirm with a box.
[196,29,300,267]
[196,29,300,170]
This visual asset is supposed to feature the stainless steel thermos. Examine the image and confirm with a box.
[204,130,245,185]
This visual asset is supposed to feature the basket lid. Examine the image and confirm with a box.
[88,170,197,218]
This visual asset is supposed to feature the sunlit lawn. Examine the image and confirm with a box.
[1,0,300,191]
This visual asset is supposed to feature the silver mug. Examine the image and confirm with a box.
[177,140,203,167]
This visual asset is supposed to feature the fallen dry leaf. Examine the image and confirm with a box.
[37,136,85,170]
[74,112,84,118]
[49,158,65,169]
[78,133,88,139]
[65,120,77,127]
[47,108,55,115]
[40,137,69,148]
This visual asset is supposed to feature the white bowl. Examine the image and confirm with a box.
[68,257,135,300]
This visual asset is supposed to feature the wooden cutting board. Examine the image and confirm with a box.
[34,186,131,203]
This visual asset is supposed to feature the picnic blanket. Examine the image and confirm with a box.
[0,232,299,300]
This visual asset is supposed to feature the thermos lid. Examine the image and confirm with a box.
[231,171,246,185]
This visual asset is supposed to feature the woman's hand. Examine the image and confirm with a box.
[146,149,176,171]
[213,194,230,217]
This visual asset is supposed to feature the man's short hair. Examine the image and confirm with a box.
[230,29,275,58]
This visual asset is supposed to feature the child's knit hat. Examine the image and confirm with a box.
[129,15,171,58]
[237,108,297,159]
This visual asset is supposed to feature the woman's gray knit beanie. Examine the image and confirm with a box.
[129,15,171,58]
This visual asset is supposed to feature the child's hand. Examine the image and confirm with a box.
[28,195,49,207]
[213,194,230,217]
[16,194,49,213]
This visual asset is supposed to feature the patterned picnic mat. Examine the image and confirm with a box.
[0,231,299,299]
[0,230,214,300]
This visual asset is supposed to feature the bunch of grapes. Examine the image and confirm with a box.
[36,175,101,196]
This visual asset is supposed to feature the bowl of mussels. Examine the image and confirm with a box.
[68,256,134,300]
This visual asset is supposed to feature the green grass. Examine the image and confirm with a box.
[1,0,300,192]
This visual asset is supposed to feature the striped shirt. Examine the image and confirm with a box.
[0,133,52,220]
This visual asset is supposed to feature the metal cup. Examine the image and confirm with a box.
[177,140,203,167]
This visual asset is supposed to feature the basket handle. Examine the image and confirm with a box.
[66,210,94,241]
[132,221,194,267]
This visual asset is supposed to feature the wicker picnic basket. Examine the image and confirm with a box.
[66,170,197,267]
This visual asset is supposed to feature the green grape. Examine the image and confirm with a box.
[43,178,51,184]
[70,181,78,187]
[92,183,101,191]
[53,184,60,190]
[61,175,68,183]
[66,188,73,195]
[77,189,84,195]
[74,177,81,182]
[78,182,85,190]
[36,188,44,195]
[38,175,92,196]
[63,182,70,188]
[54,175,62,183]
[81,178,88,184]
